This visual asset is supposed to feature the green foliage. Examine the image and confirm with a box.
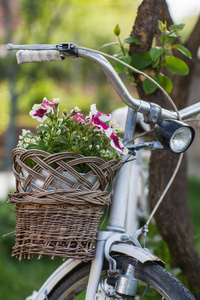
[105,21,192,94]
[165,56,189,75]
[143,76,161,94]
[18,99,126,167]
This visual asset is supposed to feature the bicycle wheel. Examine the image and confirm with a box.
[48,255,195,299]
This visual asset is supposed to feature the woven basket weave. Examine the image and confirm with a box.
[9,148,121,261]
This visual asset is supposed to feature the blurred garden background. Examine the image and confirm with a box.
[0,0,200,299]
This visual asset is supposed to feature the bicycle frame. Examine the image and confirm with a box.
[85,109,154,300]
[7,43,200,300]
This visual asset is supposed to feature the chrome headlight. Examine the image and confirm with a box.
[154,120,195,153]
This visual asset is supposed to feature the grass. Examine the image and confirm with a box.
[0,176,200,299]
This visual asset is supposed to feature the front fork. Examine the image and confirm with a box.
[85,232,109,300]
[85,226,163,300]
[85,231,141,300]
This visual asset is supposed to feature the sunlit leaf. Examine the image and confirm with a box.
[159,74,173,93]
[169,23,185,31]
[158,20,165,33]
[165,56,189,75]
[172,44,192,59]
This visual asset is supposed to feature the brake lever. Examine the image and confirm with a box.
[127,141,163,151]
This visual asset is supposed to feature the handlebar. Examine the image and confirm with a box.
[6,42,200,123]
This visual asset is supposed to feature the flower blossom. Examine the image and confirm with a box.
[29,97,54,122]
[42,97,54,109]
[109,120,122,134]
[73,113,85,123]
[26,98,127,157]
[87,104,111,131]
[17,129,39,148]
[86,104,127,154]
[90,104,111,122]
[106,128,128,155]
[70,106,81,115]
[53,98,60,105]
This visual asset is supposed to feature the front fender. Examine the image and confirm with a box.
[111,243,165,267]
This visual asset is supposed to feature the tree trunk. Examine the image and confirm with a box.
[129,0,200,297]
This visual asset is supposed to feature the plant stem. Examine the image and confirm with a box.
[118,36,126,56]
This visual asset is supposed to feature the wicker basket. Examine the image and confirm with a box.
[9,148,121,261]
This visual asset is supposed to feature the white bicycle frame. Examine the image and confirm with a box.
[7,43,200,300]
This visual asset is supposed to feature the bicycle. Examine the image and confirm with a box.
[7,42,200,299]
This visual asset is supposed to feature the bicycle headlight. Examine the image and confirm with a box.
[154,120,195,153]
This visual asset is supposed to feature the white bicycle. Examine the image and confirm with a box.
[7,42,200,299]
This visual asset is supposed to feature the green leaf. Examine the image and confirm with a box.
[152,59,160,69]
[150,47,165,61]
[124,37,142,45]
[114,49,128,59]
[172,44,192,59]
[37,125,49,132]
[121,56,132,64]
[38,140,47,151]
[165,56,189,75]
[131,52,153,70]
[159,74,173,93]
[159,32,177,44]
[115,56,132,73]
[169,23,185,31]
[26,144,39,150]
[58,135,70,145]
[168,31,179,38]
[158,20,165,33]
[143,77,160,94]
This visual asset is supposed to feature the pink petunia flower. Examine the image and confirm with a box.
[29,97,55,122]
[87,104,111,131]
[73,113,85,123]
[107,130,128,155]
[42,97,54,109]
[90,116,109,131]
[29,104,49,122]
[90,104,111,122]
